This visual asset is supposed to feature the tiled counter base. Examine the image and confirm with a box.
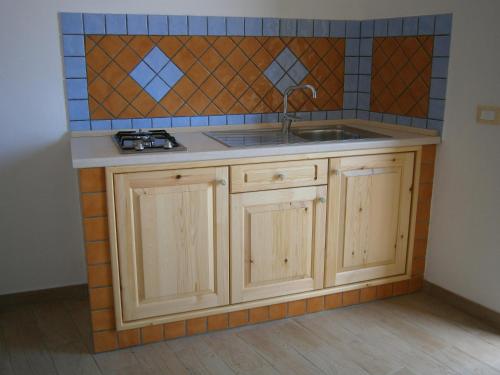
[79,145,434,353]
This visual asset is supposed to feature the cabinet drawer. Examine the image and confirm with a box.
[230,159,328,192]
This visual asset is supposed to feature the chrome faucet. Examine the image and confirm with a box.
[281,84,317,135]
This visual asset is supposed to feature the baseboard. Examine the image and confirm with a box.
[0,284,88,307]
[423,280,500,330]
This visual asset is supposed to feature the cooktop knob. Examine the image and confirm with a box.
[134,141,145,151]
[163,140,174,149]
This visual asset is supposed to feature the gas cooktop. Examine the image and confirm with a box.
[112,130,187,153]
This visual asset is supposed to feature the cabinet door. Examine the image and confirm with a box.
[231,186,326,303]
[325,153,414,287]
[113,167,229,322]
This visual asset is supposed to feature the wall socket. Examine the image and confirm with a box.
[476,105,500,125]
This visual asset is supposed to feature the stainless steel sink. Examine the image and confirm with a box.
[291,125,390,142]
[204,124,389,148]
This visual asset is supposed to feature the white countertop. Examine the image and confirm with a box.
[71,120,440,168]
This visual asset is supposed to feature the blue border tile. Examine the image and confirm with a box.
[66,79,87,99]
[428,99,445,120]
[132,118,152,128]
[435,14,452,35]
[152,118,171,128]
[397,115,412,126]
[296,112,311,120]
[343,93,357,109]
[311,111,327,120]
[245,17,262,36]
[245,114,262,124]
[189,16,207,35]
[83,14,105,34]
[346,21,361,38]
[191,116,209,126]
[106,14,127,34]
[70,120,90,131]
[64,57,86,78]
[63,35,85,56]
[402,16,418,35]
[61,13,83,34]
[434,35,451,57]
[208,16,226,35]
[263,18,279,36]
[327,110,342,120]
[431,57,449,78]
[148,15,169,35]
[374,19,388,37]
[172,117,190,127]
[345,57,359,74]
[314,20,330,37]
[382,113,397,124]
[418,15,435,35]
[369,112,383,121]
[280,19,297,36]
[357,93,370,110]
[343,110,356,119]
[297,19,313,37]
[227,114,245,124]
[427,119,443,133]
[358,75,371,93]
[112,119,133,129]
[68,100,89,120]
[388,18,403,36]
[330,20,345,37]
[360,38,373,56]
[261,113,278,123]
[430,78,447,99]
[209,115,227,125]
[361,20,374,37]
[344,75,358,92]
[359,57,372,74]
[227,17,244,36]
[346,39,360,57]
[357,110,369,120]
[127,14,148,35]
[412,117,427,128]
[91,120,111,130]
[168,15,188,35]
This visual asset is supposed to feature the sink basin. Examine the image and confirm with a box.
[204,124,389,148]
[291,125,390,142]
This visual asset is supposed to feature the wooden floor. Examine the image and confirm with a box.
[1,292,500,375]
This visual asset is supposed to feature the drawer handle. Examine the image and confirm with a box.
[276,173,286,180]
[318,197,326,203]
[218,179,227,186]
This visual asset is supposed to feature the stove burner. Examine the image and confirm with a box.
[113,130,187,153]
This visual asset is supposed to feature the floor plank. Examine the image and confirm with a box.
[0,292,498,375]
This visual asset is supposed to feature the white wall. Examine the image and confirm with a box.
[1,0,499,312]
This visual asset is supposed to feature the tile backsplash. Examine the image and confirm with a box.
[61,13,451,133]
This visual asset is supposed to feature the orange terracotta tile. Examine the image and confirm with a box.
[207,314,229,331]
[79,168,106,193]
[393,280,410,296]
[185,37,210,57]
[81,192,107,218]
[229,310,249,328]
[287,300,306,317]
[88,77,114,103]
[262,38,285,57]
[213,89,237,113]
[141,325,164,344]
[199,48,223,71]
[376,284,394,299]
[409,276,424,292]
[148,104,169,118]
[212,62,237,86]
[102,91,129,117]
[300,49,321,71]
[118,329,141,348]
[238,37,261,58]
[240,61,260,85]
[86,45,111,73]
[252,48,274,71]
[89,286,114,310]
[421,145,436,164]
[413,238,428,258]
[203,102,223,115]
[239,88,260,112]
[325,293,343,309]
[188,90,211,113]
[360,287,377,303]
[119,106,142,119]
[87,263,112,288]
[342,290,360,306]
[212,37,237,57]
[288,37,310,58]
[160,90,184,114]
[85,241,110,265]
[187,317,207,335]
[84,217,109,242]
[93,330,118,353]
[115,76,142,100]
[306,296,325,313]
[249,306,270,324]
[100,62,127,87]
[171,48,197,71]
[164,321,186,339]
[91,309,115,331]
[412,257,426,276]
[175,103,196,116]
[157,36,183,57]
[131,91,157,116]
[97,35,126,58]
[226,75,249,99]
[200,76,224,97]
[173,76,197,101]
[128,36,154,58]
[186,63,210,86]
[269,303,287,320]
[91,103,112,120]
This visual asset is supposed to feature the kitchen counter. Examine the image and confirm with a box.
[71,119,440,168]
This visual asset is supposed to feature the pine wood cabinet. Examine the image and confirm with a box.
[112,167,229,322]
[230,186,327,303]
[325,153,415,287]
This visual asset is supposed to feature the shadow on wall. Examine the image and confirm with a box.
[0,133,86,295]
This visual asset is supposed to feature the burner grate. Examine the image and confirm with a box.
[112,130,187,153]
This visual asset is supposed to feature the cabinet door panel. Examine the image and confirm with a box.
[114,167,229,322]
[326,153,414,286]
[231,186,326,303]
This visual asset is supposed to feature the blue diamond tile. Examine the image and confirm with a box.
[264,61,285,85]
[144,76,170,101]
[143,47,170,73]
[275,74,295,94]
[288,60,308,84]
[276,47,297,71]
[158,62,184,87]
[130,61,155,88]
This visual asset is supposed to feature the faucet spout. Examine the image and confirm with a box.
[282,84,318,135]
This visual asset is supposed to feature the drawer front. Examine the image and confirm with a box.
[230,159,328,192]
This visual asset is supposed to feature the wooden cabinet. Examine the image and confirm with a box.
[112,167,229,322]
[231,186,327,303]
[325,153,415,287]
